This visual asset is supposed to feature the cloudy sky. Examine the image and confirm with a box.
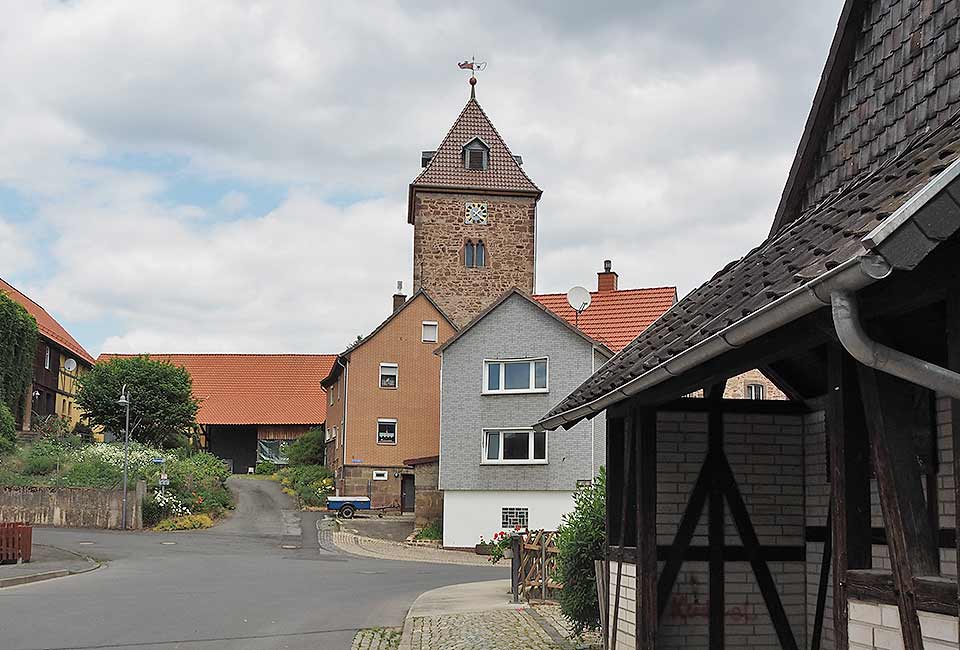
[0,1,843,357]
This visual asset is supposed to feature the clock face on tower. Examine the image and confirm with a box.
[464,202,488,225]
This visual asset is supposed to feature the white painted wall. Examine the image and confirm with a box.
[442,490,576,548]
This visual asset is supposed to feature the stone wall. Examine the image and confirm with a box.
[412,191,536,327]
[0,481,145,530]
[412,460,442,529]
[341,465,409,509]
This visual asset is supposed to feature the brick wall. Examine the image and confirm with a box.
[341,465,411,509]
[722,369,787,401]
[848,600,958,650]
[609,409,806,649]
[412,191,536,327]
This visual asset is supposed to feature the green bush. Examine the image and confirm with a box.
[415,520,442,541]
[60,456,123,488]
[255,461,278,475]
[0,403,17,454]
[154,513,213,531]
[556,467,606,636]
[284,427,325,466]
[22,436,69,475]
[275,464,334,507]
[142,494,163,527]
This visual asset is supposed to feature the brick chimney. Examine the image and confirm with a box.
[597,260,618,292]
[393,281,407,312]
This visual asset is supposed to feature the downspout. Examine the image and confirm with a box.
[831,290,960,400]
[339,358,349,494]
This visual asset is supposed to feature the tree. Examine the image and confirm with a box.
[285,426,325,465]
[77,356,199,447]
[555,467,606,636]
[0,291,39,414]
[0,403,16,453]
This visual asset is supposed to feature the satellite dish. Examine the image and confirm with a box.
[567,286,592,313]
[64,358,78,372]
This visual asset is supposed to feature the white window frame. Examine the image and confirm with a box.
[379,363,398,389]
[326,425,336,443]
[746,383,765,400]
[377,418,397,445]
[372,470,388,481]
[482,358,549,394]
[481,428,548,465]
[44,346,51,370]
[421,321,439,343]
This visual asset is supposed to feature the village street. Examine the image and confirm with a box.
[0,478,505,650]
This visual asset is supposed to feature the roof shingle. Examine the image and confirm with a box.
[97,353,336,426]
[0,277,94,365]
[543,112,960,424]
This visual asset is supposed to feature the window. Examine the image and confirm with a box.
[483,429,547,464]
[463,140,489,170]
[475,240,485,267]
[465,240,475,267]
[422,321,438,343]
[746,383,765,400]
[379,363,398,389]
[44,346,50,370]
[328,388,334,406]
[483,359,548,394]
[501,507,529,529]
[377,419,397,445]
[326,426,337,442]
[372,470,388,481]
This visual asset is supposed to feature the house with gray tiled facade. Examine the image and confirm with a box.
[436,272,677,548]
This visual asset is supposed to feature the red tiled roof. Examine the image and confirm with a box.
[533,287,677,352]
[97,353,337,426]
[409,96,540,223]
[0,277,95,365]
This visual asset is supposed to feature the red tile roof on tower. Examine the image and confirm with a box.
[533,287,678,352]
[96,353,337,426]
[0,277,95,366]
[408,94,540,223]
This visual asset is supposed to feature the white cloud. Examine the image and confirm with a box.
[0,219,33,278]
[0,1,843,355]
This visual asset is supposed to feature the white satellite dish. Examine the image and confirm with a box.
[64,358,78,372]
[567,286,592,313]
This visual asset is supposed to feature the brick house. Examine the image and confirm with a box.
[99,353,336,472]
[436,268,676,548]
[538,2,960,649]
[1,277,95,432]
[322,290,455,509]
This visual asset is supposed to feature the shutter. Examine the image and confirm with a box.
[468,149,485,170]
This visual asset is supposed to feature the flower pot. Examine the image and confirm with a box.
[475,544,493,556]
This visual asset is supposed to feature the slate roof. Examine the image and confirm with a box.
[97,353,337,426]
[532,287,677,352]
[408,95,540,223]
[542,111,960,426]
[0,277,95,366]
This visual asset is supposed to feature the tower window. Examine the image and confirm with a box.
[463,138,489,170]
[465,240,486,268]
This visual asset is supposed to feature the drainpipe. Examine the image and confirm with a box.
[338,358,349,495]
[831,290,960,400]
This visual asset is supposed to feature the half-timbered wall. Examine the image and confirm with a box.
[805,409,836,650]
[608,409,807,650]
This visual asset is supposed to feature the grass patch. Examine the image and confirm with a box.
[415,520,442,541]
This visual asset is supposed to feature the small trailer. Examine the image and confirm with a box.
[326,496,371,519]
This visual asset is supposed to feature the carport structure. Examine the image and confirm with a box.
[100,354,336,473]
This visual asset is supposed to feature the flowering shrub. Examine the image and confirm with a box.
[75,442,174,476]
[154,514,213,531]
[481,527,521,564]
[275,464,334,507]
[153,488,191,516]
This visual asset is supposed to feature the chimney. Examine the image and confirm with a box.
[597,260,618,292]
[392,281,407,312]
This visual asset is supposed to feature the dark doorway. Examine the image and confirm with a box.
[207,425,258,473]
[401,474,415,513]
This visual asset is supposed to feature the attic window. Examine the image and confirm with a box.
[463,139,489,171]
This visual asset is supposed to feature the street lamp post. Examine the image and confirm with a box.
[118,385,131,530]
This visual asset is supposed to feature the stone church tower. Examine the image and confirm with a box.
[408,83,542,327]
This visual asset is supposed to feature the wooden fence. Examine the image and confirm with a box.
[516,529,561,601]
[0,522,32,564]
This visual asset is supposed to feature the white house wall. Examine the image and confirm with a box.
[443,490,575,548]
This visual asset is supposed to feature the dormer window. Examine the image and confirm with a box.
[462,138,489,171]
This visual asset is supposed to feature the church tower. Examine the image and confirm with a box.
[408,79,541,327]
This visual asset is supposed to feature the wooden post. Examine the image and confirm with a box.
[707,383,726,650]
[635,406,657,650]
[947,291,960,620]
[610,414,633,650]
[827,346,872,650]
[858,367,940,650]
[541,532,548,601]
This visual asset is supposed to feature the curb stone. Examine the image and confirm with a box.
[0,545,102,589]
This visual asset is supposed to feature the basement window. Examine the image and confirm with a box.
[372,470,388,481]
[501,507,529,529]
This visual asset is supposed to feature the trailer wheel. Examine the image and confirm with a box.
[339,504,356,519]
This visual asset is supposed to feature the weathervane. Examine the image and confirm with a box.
[458,56,487,98]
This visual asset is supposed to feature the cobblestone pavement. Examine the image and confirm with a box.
[399,609,564,650]
[531,604,602,649]
[351,627,402,650]
[330,530,497,566]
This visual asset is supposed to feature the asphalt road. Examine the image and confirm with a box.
[0,477,505,650]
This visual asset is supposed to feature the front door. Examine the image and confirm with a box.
[401,474,415,513]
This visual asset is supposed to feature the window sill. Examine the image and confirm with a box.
[482,389,549,396]
[376,442,398,446]
[379,385,398,390]
[481,460,549,466]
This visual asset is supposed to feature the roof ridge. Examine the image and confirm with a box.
[100,352,338,357]
[533,285,678,297]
